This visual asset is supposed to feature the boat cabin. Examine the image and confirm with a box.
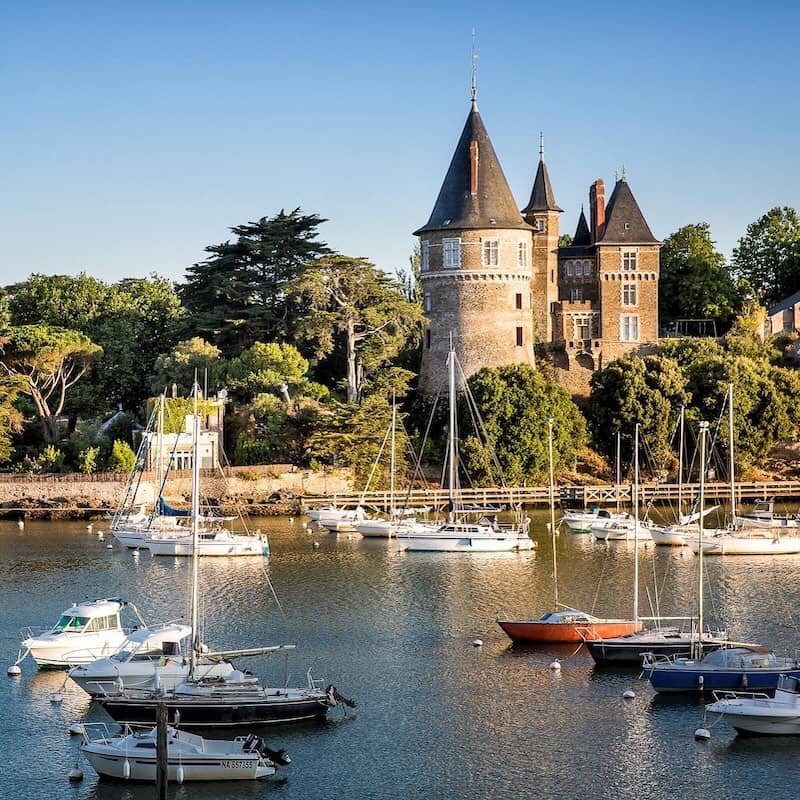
[52,600,123,634]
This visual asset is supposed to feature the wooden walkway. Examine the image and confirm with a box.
[301,481,800,512]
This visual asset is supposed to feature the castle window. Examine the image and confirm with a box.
[622,250,638,271]
[443,238,461,268]
[515,293,523,310]
[534,218,546,232]
[424,292,431,313]
[570,287,583,302]
[518,241,528,268]
[515,327,524,347]
[620,315,639,341]
[481,239,499,267]
[566,261,575,277]
[583,260,592,277]
[421,241,430,271]
[576,318,591,340]
[622,283,637,306]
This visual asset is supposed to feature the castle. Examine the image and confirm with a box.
[415,96,661,396]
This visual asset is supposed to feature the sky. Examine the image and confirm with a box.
[2,1,800,288]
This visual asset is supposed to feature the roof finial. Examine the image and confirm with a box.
[614,169,619,182]
[539,131,544,161]
[621,163,627,180]
[470,29,478,108]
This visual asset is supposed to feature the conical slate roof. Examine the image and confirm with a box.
[598,178,659,244]
[521,158,562,214]
[415,104,531,234]
[572,208,591,246]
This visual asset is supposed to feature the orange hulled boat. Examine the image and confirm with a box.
[497,609,643,644]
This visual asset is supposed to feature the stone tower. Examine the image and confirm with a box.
[415,99,534,395]
[521,136,561,345]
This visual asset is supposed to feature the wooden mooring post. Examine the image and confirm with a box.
[156,701,168,799]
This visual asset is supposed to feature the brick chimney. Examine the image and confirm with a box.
[589,179,605,242]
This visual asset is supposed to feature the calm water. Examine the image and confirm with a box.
[3,515,800,800]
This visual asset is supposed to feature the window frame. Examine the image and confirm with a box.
[442,238,462,269]
[481,238,499,267]
[620,314,640,341]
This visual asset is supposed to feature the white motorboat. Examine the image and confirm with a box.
[398,518,534,552]
[15,599,145,669]
[590,518,655,541]
[67,623,236,695]
[735,498,800,530]
[145,528,269,557]
[706,674,800,734]
[80,723,288,781]
[650,525,691,546]
[318,507,369,533]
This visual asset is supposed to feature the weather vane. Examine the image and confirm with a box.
[471,29,478,107]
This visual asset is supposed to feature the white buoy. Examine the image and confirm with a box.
[176,765,185,784]
[68,722,85,736]
[694,727,711,741]
[17,519,24,529]
[623,689,636,699]
[68,766,83,782]
[86,524,92,531]
[312,541,320,549]
[132,548,140,557]
[50,691,64,703]
[289,517,294,524]
[106,544,113,549]
[302,521,308,529]
[472,639,483,648]
[549,658,561,671]
[7,664,21,676]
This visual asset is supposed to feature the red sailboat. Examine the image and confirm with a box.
[496,421,643,645]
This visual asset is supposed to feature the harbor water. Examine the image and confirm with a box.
[2,515,800,799]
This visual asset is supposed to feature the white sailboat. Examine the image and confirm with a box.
[95,383,349,727]
[397,340,533,553]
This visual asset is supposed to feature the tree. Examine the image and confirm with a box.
[7,273,185,414]
[587,355,690,471]
[463,365,587,485]
[0,325,102,443]
[0,373,24,463]
[225,342,327,403]
[731,207,800,307]
[180,209,330,355]
[292,255,425,403]
[106,439,136,474]
[659,223,737,328]
[149,338,225,397]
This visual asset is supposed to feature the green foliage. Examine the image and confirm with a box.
[0,372,24,463]
[659,223,737,329]
[38,444,65,473]
[731,207,800,307]
[292,255,425,403]
[77,446,100,474]
[106,439,136,474]
[225,342,327,403]
[557,234,574,248]
[587,355,690,471]
[463,365,587,485]
[146,396,220,435]
[1,324,102,443]
[7,273,184,415]
[179,209,330,356]
[149,338,225,397]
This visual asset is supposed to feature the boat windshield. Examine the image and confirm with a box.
[53,615,89,632]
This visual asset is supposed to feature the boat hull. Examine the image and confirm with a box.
[24,632,128,668]
[97,693,331,728]
[586,635,724,665]
[496,620,642,644]
[645,666,800,693]
[689,535,800,555]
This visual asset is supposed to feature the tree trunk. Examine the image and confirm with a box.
[346,316,358,404]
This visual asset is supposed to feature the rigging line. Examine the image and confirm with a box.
[589,541,613,615]
[261,564,288,622]
[359,416,393,504]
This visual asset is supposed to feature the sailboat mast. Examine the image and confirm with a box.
[189,382,201,680]
[615,432,621,513]
[447,336,456,522]
[678,406,684,517]
[633,423,639,625]
[697,420,709,659]
[390,393,396,517]
[548,418,558,611]
[728,383,736,522]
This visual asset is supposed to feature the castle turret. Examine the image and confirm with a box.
[414,99,533,395]
[522,134,561,343]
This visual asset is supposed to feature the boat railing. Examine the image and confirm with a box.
[20,626,49,640]
[710,689,771,703]
[81,721,117,744]
[641,652,687,668]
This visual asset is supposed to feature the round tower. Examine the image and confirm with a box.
[415,99,535,395]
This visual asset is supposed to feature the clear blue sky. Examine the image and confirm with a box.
[3,1,799,287]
